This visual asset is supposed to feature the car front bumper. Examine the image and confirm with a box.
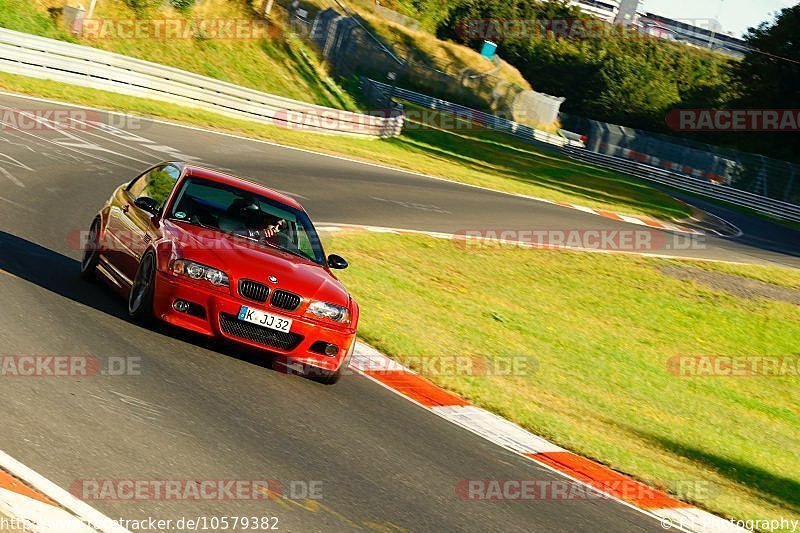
[152,272,356,372]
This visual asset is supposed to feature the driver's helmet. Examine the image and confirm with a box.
[228,196,263,226]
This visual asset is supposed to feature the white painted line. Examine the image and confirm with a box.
[570,205,598,214]
[431,405,566,454]
[618,214,649,226]
[364,227,399,234]
[0,167,24,187]
[0,195,34,212]
[317,223,756,266]
[0,450,128,533]
[350,343,408,373]
[0,488,94,533]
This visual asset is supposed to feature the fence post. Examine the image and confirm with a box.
[783,162,796,203]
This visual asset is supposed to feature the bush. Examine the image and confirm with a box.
[169,0,196,11]
[123,0,163,13]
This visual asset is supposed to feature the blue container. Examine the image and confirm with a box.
[480,41,497,60]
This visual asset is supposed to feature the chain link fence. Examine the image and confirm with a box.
[561,114,800,206]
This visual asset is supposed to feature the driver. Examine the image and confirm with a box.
[259,215,289,244]
[227,196,288,245]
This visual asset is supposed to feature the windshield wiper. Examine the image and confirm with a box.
[250,237,313,262]
[169,217,215,231]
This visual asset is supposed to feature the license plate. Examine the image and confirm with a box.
[237,306,293,333]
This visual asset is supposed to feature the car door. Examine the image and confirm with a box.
[109,164,181,284]
[103,168,151,287]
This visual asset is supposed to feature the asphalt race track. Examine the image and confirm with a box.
[0,92,796,532]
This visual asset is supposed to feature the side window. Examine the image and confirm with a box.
[128,165,180,211]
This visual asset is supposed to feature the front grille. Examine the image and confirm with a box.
[271,289,302,311]
[239,279,269,303]
[219,313,303,351]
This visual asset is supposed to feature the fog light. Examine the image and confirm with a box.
[173,299,190,313]
[324,344,339,357]
[310,341,340,357]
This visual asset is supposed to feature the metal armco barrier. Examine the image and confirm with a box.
[0,28,403,138]
[563,146,800,223]
[364,78,578,148]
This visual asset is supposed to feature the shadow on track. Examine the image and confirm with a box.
[0,230,127,319]
[642,432,800,514]
[0,230,309,380]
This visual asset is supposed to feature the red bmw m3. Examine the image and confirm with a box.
[80,162,358,384]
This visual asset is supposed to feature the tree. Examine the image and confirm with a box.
[733,4,800,159]
[736,4,800,109]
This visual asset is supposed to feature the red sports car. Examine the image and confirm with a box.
[80,162,358,384]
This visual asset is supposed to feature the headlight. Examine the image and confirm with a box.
[171,259,229,287]
[306,301,350,323]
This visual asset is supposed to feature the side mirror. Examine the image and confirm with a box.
[134,196,159,215]
[327,254,348,270]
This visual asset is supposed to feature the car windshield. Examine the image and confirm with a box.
[168,177,325,265]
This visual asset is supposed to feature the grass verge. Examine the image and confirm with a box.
[0,71,690,220]
[13,0,356,109]
[330,231,800,530]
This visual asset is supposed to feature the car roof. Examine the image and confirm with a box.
[175,162,305,211]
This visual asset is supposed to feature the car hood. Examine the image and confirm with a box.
[164,220,349,306]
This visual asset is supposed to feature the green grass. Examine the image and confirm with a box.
[0,0,75,39]
[0,71,690,220]
[3,0,356,110]
[329,231,800,530]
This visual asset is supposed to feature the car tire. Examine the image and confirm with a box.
[80,218,101,282]
[129,251,156,322]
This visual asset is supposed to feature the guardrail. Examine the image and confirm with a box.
[0,27,403,138]
[563,146,800,223]
[364,78,581,148]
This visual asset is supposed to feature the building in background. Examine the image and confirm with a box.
[640,13,749,57]
[572,0,619,22]
[568,0,749,58]
[614,0,640,26]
